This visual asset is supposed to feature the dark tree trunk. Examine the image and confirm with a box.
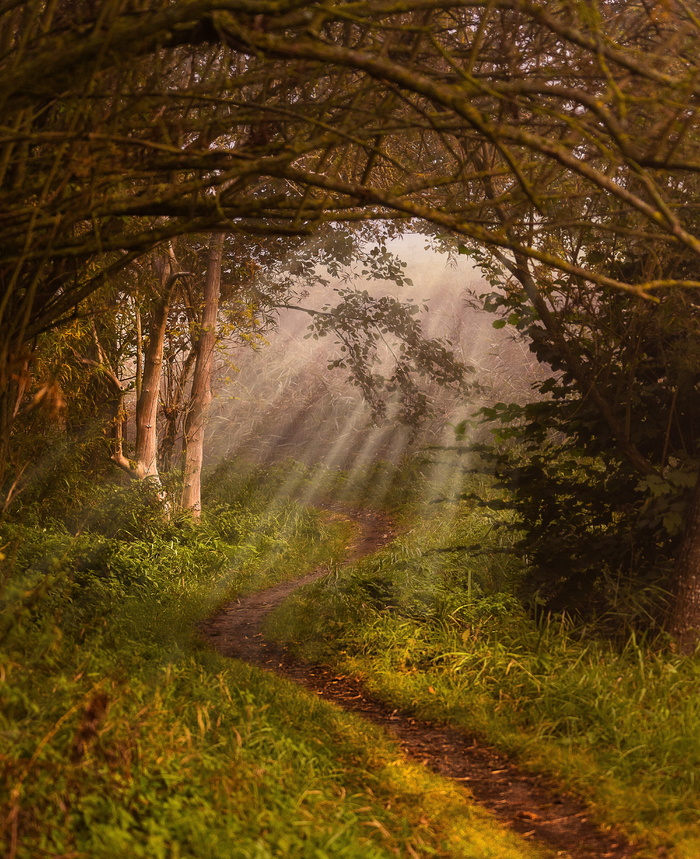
[0,350,35,509]
[668,469,700,654]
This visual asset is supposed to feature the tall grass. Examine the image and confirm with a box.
[271,493,700,859]
[0,463,549,859]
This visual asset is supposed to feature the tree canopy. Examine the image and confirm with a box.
[5,1,700,325]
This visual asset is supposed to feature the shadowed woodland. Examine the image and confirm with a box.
[2,2,700,858]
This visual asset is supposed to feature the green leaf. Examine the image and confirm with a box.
[663,511,684,535]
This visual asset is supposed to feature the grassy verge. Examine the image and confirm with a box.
[271,494,700,859]
[0,464,551,859]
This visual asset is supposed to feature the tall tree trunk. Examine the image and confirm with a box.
[668,469,700,654]
[181,232,224,516]
[134,298,167,482]
[133,246,180,483]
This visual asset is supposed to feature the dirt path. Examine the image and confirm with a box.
[201,507,645,859]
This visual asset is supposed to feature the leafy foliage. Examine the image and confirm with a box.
[454,266,700,626]
[466,428,677,627]
[308,286,469,424]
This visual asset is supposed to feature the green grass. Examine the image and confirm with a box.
[270,495,700,859]
[0,467,551,859]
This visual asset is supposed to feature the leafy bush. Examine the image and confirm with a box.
[469,430,678,631]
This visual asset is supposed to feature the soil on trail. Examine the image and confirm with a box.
[201,506,645,859]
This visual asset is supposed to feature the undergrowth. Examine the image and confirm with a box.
[271,487,700,859]
[0,461,548,859]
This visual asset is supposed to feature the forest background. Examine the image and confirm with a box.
[3,2,700,858]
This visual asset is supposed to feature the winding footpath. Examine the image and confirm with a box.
[200,507,643,859]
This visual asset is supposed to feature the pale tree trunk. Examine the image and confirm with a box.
[132,245,181,483]
[134,294,168,482]
[668,470,700,654]
[181,232,224,516]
